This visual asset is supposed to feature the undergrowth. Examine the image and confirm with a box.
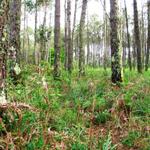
[0,65,149,149]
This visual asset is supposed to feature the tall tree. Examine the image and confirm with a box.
[145,0,150,71]
[64,0,68,69]
[110,0,123,83]
[0,0,9,103]
[86,11,90,65]
[79,0,88,76]
[133,0,142,73]
[34,0,38,64]
[140,7,145,69]
[8,0,21,78]
[72,0,78,57]
[40,0,48,61]
[67,0,72,73]
[53,0,61,78]
[103,0,107,70]
[124,0,132,70]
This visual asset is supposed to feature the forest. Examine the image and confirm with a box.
[0,0,150,149]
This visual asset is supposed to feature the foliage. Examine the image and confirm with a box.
[122,131,141,147]
[1,66,149,149]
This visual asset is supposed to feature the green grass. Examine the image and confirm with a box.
[1,65,149,149]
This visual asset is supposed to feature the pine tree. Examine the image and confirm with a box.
[0,0,9,103]
[145,0,150,71]
[133,0,142,73]
[110,0,123,83]
[53,0,61,79]
[79,0,88,76]
[8,0,21,79]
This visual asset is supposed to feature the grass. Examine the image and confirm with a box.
[0,65,150,149]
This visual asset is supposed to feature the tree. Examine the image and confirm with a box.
[8,0,21,78]
[72,0,78,60]
[145,0,150,71]
[53,0,61,78]
[110,0,123,83]
[67,0,72,73]
[64,0,68,69]
[86,11,90,65]
[40,0,48,61]
[34,0,38,64]
[103,0,107,70]
[79,0,88,76]
[0,0,9,103]
[124,0,132,70]
[133,0,142,73]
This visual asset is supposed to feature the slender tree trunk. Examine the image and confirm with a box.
[67,0,72,73]
[110,0,123,83]
[124,0,132,70]
[79,0,88,76]
[0,0,9,103]
[46,9,52,63]
[145,0,150,71]
[64,0,68,69]
[23,2,26,62]
[72,0,78,60]
[92,43,96,67]
[132,37,136,70]
[41,1,47,61]
[26,12,30,63]
[103,0,107,70]
[8,0,21,79]
[34,0,38,65]
[86,13,90,65]
[122,10,126,70]
[141,7,145,69]
[53,0,61,79]
[133,0,142,73]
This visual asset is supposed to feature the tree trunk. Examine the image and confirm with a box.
[110,0,123,83]
[64,0,68,69]
[133,0,142,73]
[23,2,26,63]
[34,0,38,65]
[0,0,9,103]
[124,0,132,70]
[41,1,47,61]
[72,0,78,62]
[103,0,107,70]
[53,0,61,79]
[79,0,88,76]
[86,13,90,65]
[8,0,21,79]
[67,0,72,73]
[46,8,52,63]
[141,7,145,69]
[145,0,150,71]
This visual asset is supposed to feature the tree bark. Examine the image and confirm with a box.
[72,0,78,62]
[64,0,68,69]
[0,0,9,103]
[67,0,72,73]
[110,0,123,83]
[145,0,150,71]
[79,0,88,76]
[103,0,107,70]
[133,0,142,73]
[41,1,47,61]
[124,0,132,70]
[34,0,38,65]
[53,0,61,79]
[86,13,90,65]
[8,0,21,79]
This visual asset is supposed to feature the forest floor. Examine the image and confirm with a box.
[0,64,150,150]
